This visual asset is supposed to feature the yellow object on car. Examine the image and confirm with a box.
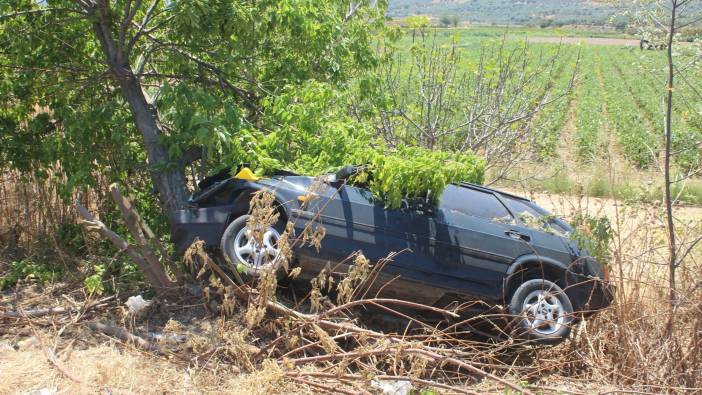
[233,167,260,181]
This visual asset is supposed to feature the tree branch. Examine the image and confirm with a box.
[0,7,86,21]
[126,0,162,55]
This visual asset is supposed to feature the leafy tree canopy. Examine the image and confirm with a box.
[0,0,484,214]
[0,0,382,189]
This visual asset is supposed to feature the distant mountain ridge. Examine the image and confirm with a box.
[387,0,621,26]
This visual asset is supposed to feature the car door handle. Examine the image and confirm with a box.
[505,230,531,242]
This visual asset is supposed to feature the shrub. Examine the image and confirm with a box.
[0,259,57,289]
[351,146,485,208]
[569,213,613,264]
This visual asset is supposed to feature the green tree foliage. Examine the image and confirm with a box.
[351,146,484,208]
[439,15,459,27]
[570,213,613,264]
[250,80,486,208]
[0,0,387,213]
[403,15,430,29]
[0,1,487,215]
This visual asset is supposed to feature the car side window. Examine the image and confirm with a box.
[501,196,570,235]
[501,196,543,221]
[439,185,511,221]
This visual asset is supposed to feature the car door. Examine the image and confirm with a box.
[295,181,449,303]
[294,181,391,267]
[498,195,575,268]
[380,198,443,285]
[433,185,535,301]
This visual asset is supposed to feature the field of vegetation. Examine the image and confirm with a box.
[389,27,702,204]
[387,0,622,27]
[525,40,702,203]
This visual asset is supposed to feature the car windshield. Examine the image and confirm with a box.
[500,195,573,236]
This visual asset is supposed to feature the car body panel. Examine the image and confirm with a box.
[171,171,614,313]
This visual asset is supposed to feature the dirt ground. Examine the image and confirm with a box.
[526,36,641,46]
[0,293,616,395]
[506,188,702,222]
[0,342,305,395]
[0,283,307,395]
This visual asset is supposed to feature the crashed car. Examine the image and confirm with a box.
[171,166,613,344]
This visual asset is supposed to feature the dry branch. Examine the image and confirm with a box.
[1,306,72,319]
[109,184,174,287]
[286,371,481,395]
[74,188,174,291]
[1,296,114,320]
[85,321,162,354]
[75,202,160,285]
[285,347,533,395]
[188,241,532,394]
[44,345,84,384]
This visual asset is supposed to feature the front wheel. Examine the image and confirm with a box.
[508,279,574,345]
[220,214,284,277]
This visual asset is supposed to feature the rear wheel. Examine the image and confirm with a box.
[508,279,573,345]
[220,214,284,277]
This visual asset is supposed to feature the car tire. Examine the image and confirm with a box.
[508,279,574,345]
[220,214,286,279]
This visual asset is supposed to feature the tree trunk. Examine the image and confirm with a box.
[114,68,191,214]
[88,2,190,216]
[664,0,678,335]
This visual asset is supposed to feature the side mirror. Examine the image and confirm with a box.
[335,165,360,182]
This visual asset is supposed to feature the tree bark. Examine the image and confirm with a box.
[664,0,678,335]
[86,1,190,216]
[75,201,174,290]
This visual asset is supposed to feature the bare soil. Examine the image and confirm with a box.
[527,36,640,46]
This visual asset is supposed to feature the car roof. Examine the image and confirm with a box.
[457,182,531,202]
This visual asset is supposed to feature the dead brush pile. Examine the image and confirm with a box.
[532,195,702,393]
[2,185,702,393]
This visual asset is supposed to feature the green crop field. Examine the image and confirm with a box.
[394,28,702,203]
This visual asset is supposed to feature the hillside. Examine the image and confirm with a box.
[387,0,621,26]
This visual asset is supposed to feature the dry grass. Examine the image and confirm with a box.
[521,191,702,392]
[2,172,702,394]
[0,342,305,395]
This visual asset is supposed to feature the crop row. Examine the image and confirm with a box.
[599,51,659,168]
[610,48,702,170]
[574,51,605,162]
[531,48,579,158]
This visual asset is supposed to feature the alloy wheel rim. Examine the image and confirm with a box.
[233,225,281,271]
[522,289,566,335]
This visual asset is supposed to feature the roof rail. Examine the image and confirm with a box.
[457,182,531,202]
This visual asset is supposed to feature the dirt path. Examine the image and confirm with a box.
[505,187,702,224]
[527,36,640,46]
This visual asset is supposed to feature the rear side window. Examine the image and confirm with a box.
[440,185,511,221]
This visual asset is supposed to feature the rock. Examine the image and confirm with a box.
[15,336,39,350]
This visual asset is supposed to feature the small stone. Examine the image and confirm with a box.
[15,336,39,350]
